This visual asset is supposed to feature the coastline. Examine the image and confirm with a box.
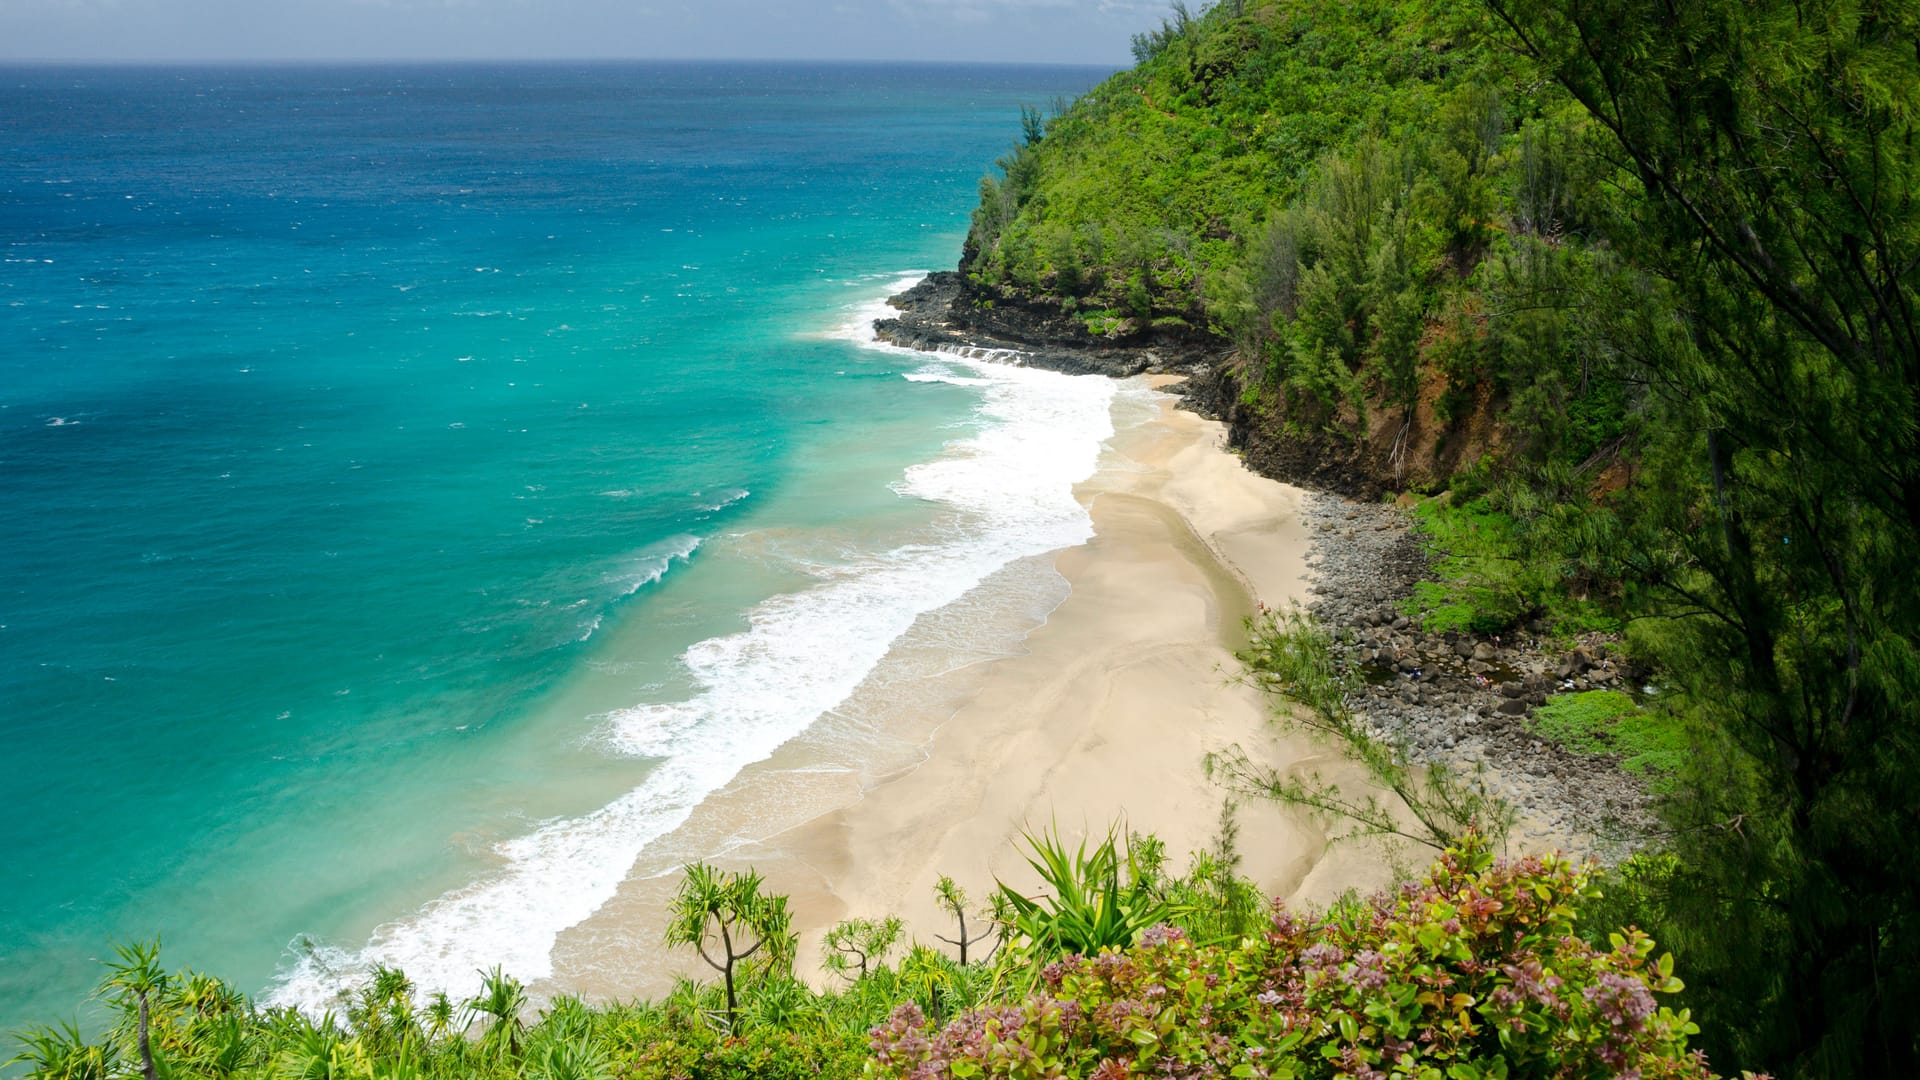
[767,383,1404,975]
[547,379,1400,999]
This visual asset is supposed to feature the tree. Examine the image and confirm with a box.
[348,965,419,1056]
[1477,0,1920,1073]
[820,916,902,981]
[1209,608,1514,851]
[662,863,794,1030]
[99,939,167,1080]
[421,990,456,1043]
[1019,104,1046,148]
[931,877,994,966]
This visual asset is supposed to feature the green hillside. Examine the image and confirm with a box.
[963,0,1920,1075]
[965,0,1634,481]
[967,1,1476,331]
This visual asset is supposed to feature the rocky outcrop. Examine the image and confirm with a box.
[874,272,1225,379]
[1181,364,1399,499]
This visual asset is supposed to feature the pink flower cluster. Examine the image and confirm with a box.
[871,837,1752,1080]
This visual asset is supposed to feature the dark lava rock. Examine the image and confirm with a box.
[874,271,1223,380]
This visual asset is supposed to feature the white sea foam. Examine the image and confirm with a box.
[267,272,1117,1012]
[818,271,931,349]
[694,488,750,513]
[903,369,993,388]
[612,534,702,597]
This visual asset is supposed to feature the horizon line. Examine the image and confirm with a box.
[0,56,1126,70]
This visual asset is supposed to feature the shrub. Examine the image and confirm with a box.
[1215,609,1513,851]
[614,1022,864,1080]
[871,837,1753,1080]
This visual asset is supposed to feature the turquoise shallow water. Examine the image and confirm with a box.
[0,61,1110,1033]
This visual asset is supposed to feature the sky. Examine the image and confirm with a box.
[0,0,1168,63]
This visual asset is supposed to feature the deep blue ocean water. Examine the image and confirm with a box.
[0,61,1111,1034]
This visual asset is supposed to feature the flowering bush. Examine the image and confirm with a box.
[870,839,1755,1080]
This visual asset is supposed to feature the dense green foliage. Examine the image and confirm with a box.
[967,0,1920,1072]
[965,0,1633,466]
[1402,497,1618,642]
[11,842,1745,1080]
[1478,4,1920,1075]
[3,932,939,1080]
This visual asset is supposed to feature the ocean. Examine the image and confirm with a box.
[0,60,1115,1034]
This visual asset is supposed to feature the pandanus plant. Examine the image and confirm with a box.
[932,876,997,966]
[994,827,1181,961]
[100,939,168,1080]
[349,965,420,1055]
[6,1021,118,1080]
[464,966,529,1063]
[662,863,794,1031]
[895,945,961,1026]
[822,915,903,981]
[272,1014,347,1080]
[527,1037,610,1080]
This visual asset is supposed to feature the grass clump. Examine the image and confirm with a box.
[1530,690,1688,788]
[1404,495,1622,643]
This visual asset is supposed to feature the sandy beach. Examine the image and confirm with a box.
[549,379,1398,998]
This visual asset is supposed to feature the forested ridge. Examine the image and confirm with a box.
[9,2,1916,1078]
[962,0,1920,1075]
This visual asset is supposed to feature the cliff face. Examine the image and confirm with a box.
[1182,360,1507,500]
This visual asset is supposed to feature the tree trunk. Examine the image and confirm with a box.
[137,993,156,1080]
[718,920,737,1030]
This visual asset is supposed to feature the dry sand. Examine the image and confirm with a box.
[548,380,1400,999]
